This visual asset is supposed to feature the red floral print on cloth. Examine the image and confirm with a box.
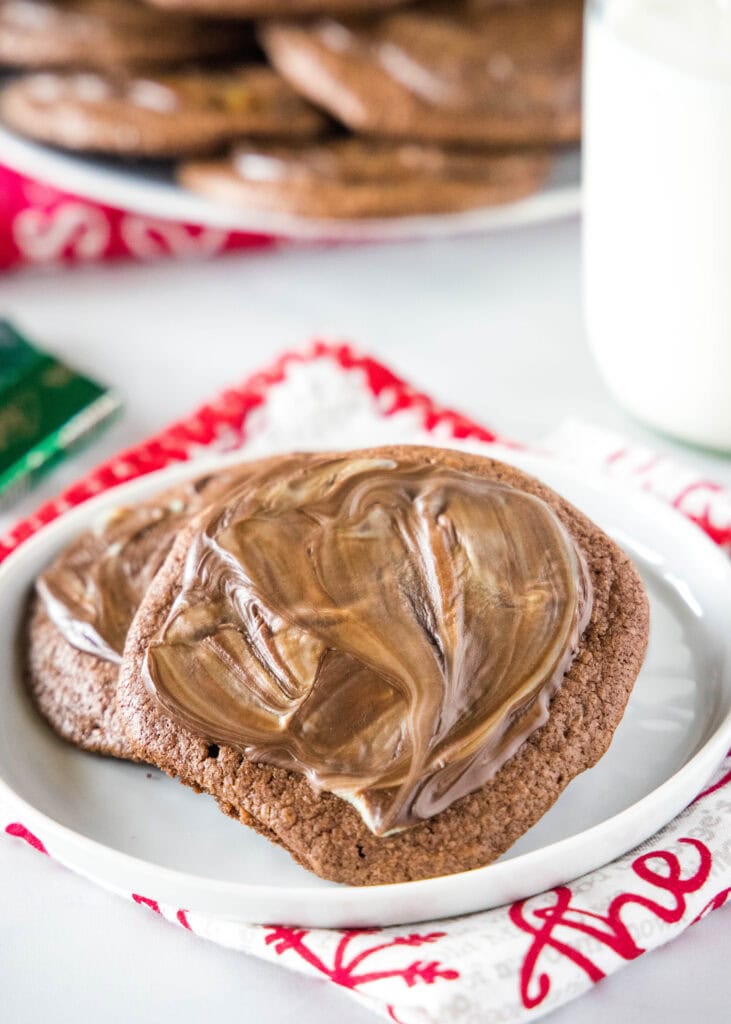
[264,926,460,991]
[0,165,276,272]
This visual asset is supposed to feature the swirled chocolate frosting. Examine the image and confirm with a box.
[38,502,186,664]
[37,467,252,664]
[144,453,592,835]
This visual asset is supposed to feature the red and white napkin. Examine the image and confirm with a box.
[2,342,731,1024]
[0,165,280,271]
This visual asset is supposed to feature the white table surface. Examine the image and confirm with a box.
[1,215,730,1023]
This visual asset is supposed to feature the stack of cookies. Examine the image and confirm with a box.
[27,446,649,885]
[0,0,583,217]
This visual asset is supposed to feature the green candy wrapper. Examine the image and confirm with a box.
[0,321,121,507]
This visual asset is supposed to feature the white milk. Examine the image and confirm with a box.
[583,0,731,450]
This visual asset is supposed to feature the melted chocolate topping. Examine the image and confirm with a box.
[37,467,251,663]
[143,453,592,835]
[38,501,187,664]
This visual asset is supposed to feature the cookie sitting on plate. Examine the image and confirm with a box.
[0,0,253,71]
[0,65,327,156]
[178,137,552,218]
[113,446,648,885]
[26,446,648,885]
[260,0,584,147]
[26,466,256,759]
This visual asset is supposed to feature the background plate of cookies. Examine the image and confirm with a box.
[0,0,583,239]
[2,445,730,928]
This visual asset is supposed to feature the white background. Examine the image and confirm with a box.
[1,215,729,1022]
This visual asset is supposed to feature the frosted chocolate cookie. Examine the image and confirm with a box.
[143,0,409,20]
[26,466,254,758]
[0,0,253,71]
[260,0,583,146]
[0,65,326,157]
[179,137,551,218]
[118,446,649,885]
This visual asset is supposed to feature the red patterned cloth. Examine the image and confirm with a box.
[0,165,278,270]
[2,342,731,1024]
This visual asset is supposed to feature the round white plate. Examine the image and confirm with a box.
[1,446,729,928]
[0,122,581,241]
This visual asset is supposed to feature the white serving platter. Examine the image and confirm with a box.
[0,123,581,241]
[0,445,729,928]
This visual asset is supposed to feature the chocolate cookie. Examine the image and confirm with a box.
[117,446,649,885]
[0,65,326,157]
[27,597,132,758]
[260,0,583,147]
[26,466,254,758]
[143,0,409,19]
[0,0,253,71]
[179,138,551,217]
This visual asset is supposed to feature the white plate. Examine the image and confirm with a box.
[1,446,729,928]
[0,122,581,241]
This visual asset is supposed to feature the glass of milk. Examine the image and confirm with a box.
[583,0,731,451]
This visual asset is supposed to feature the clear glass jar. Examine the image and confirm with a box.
[583,0,731,451]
